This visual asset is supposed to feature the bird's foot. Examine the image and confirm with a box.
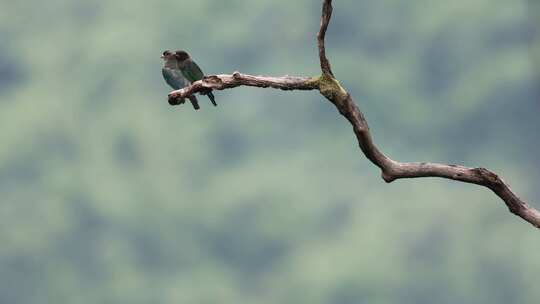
[169,97,186,106]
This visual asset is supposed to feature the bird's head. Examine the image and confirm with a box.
[174,50,190,62]
[161,50,175,61]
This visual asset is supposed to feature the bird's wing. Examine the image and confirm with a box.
[162,67,189,90]
[182,60,205,82]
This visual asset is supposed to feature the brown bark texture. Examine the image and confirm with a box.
[168,0,540,229]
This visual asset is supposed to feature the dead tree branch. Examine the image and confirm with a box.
[318,0,334,77]
[167,0,540,229]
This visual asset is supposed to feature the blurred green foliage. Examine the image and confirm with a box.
[0,0,539,303]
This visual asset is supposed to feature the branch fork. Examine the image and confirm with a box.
[167,0,540,229]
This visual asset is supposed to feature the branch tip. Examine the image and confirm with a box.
[318,0,334,76]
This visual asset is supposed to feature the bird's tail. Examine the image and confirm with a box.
[189,96,200,110]
[207,92,217,106]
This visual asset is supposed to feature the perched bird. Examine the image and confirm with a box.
[174,50,217,107]
[161,50,200,110]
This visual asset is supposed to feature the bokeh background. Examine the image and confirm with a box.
[1,0,539,303]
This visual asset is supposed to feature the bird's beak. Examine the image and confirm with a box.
[160,55,164,59]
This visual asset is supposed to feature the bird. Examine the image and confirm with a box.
[161,50,200,110]
[174,50,217,107]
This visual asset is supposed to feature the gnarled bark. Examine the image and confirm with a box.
[167,0,540,229]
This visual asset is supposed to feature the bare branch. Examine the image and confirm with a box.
[333,93,540,228]
[165,0,540,229]
[318,0,334,76]
[168,72,318,104]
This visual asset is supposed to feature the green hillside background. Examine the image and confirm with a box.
[1,0,539,303]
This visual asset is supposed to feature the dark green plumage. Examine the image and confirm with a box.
[181,60,205,82]
[161,50,199,110]
[175,50,217,107]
